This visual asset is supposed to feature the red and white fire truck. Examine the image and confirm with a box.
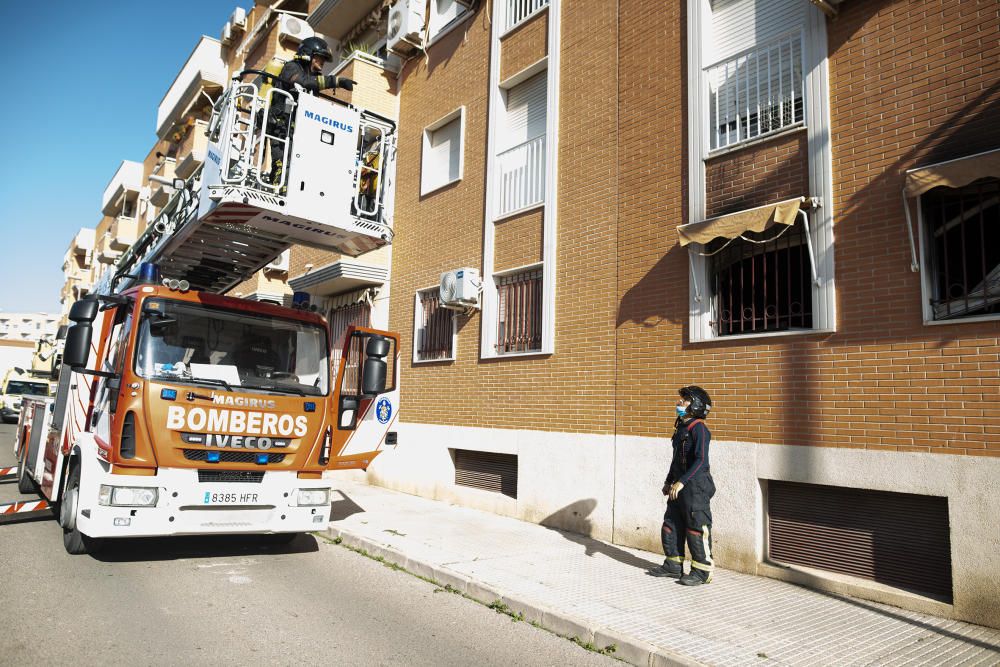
[10,69,400,554]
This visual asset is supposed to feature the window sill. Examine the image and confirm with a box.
[494,201,544,223]
[482,349,551,360]
[426,10,476,50]
[923,313,1000,327]
[413,356,455,364]
[705,123,807,161]
[420,176,463,197]
[690,327,835,344]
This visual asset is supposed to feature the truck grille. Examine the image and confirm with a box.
[197,470,265,484]
[184,449,285,464]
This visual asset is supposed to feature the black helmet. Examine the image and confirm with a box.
[296,36,334,62]
[679,386,712,419]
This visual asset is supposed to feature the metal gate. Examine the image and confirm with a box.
[767,481,953,601]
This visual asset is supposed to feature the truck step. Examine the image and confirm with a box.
[0,500,50,516]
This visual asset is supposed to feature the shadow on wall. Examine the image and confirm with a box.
[616,243,690,330]
[541,499,659,570]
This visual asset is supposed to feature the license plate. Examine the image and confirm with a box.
[202,491,260,505]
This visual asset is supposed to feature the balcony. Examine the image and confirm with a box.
[110,216,140,250]
[332,52,399,120]
[149,159,178,207]
[156,37,227,140]
[308,0,384,42]
[496,134,545,218]
[102,161,143,216]
[175,120,209,180]
[68,227,95,259]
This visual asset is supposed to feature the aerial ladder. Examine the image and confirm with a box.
[7,72,401,554]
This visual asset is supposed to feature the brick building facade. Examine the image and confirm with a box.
[360,0,1000,628]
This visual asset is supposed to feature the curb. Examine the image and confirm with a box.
[322,526,703,667]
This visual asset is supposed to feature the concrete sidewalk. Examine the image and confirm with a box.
[323,479,1000,667]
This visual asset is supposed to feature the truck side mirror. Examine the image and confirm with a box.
[63,324,93,370]
[68,298,99,324]
[361,335,390,396]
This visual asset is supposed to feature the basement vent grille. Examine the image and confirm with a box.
[454,450,518,498]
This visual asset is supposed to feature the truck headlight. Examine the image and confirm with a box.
[295,488,330,507]
[98,485,159,507]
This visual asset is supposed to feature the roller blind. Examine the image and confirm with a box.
[500,71,547,151]
[709,0,806,63]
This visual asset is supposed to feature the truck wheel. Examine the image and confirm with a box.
[60,465,103,555]
[16,455,37,495]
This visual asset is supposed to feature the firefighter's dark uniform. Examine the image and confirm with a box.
[265,59,341,183]
[661,417,716,582]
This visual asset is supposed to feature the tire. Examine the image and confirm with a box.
[17,458,37,495]
[60,464,103,555]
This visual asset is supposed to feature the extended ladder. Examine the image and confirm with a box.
[98,73,398,297]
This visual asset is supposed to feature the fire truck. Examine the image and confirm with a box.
[10,70,400,554]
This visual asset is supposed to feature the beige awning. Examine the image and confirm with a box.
[903,148,1000,198]
[677,197,804,246]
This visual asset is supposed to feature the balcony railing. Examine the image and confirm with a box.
[706,32,804,151]
[496,134,545,218]
[502,0,548,33]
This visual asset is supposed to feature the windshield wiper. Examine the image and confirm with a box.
[241,383,307,396]
[151,374,234,392]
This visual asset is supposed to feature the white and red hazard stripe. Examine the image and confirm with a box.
[0,500,50,515]
[0,466,18,477]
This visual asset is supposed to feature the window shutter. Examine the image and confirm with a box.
[424,117,462,192]
[501,71,547,151]
[709,0,805,63]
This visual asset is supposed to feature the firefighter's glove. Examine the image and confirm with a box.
[337,77,357,91]
[661,483,670,496]
[668,481,685,501]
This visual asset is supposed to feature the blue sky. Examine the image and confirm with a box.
[0,0,249,315]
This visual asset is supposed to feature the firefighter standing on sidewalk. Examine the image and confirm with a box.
[648,386,717,586]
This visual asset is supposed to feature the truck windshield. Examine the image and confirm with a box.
[135,299,329,396]
[5,381,49,396]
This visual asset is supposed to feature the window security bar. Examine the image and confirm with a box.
[417,292,453,360]
[496,134,546,217]
[496,268,543,353]
[706,32,804,151]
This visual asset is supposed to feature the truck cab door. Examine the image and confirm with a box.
[91,306,132,456]
[328,328,399,471]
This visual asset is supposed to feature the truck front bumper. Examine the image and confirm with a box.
[1,407,20,422]
[75,467,332,538]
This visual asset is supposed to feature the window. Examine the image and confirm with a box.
[496,267,542,354]
[414,289,455,362]
[428,0,473,41]
[421,108,464,195]
[703,0,807,152]
[708,220,813,336]
[329,301,371,368]
[921,179,1000,321]
[501,0,548,33]
[497,71,546,217]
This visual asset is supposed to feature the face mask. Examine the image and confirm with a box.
[675,405,687,418]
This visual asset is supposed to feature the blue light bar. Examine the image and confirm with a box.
[206,451,221,463]
[304,402,316,412]
[139,262,161,285]
[160,388,177,401]
[292,291,311,309]
[256,454,269,465]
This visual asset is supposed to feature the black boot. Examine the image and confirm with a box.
[678,571,711,586]
[647,559,683,578]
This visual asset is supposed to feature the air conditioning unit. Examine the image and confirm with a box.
[387,0,426,54]
[220,21,233,45]
[230,6,247,29]
[440,267,482,310]
[265,250,290,273]
[278,13,314,44]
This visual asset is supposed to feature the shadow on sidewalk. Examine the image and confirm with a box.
[329,490,365,522]
[541,499,658,570]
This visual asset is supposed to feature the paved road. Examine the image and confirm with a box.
[0,423,615,666]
